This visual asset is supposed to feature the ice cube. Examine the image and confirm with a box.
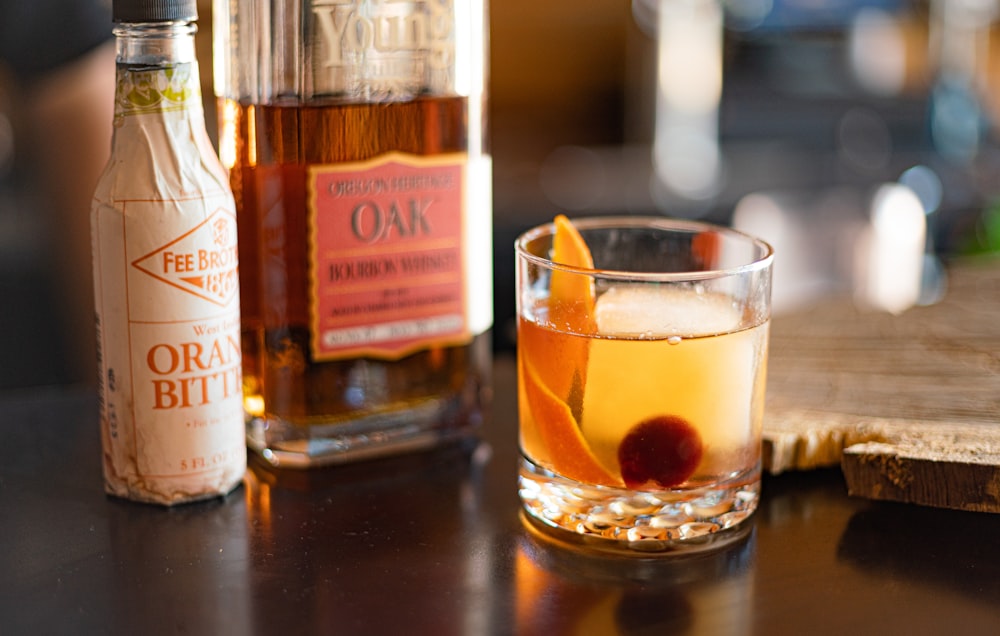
[594,285,741,338]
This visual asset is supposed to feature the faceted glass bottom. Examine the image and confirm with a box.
[519,456,759,556]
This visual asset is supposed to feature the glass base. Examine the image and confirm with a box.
[247,396,484,469]
[519,456,759,556]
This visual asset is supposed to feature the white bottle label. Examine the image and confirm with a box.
[92,63,246,504]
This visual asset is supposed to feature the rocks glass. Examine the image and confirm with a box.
[516,216,773,555]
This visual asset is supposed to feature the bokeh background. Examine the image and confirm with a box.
[3,0,1000,390]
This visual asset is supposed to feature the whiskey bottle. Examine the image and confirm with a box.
[91,0,246,503]
[213,0,492,467]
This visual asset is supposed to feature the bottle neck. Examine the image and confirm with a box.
[114,21,197,67]
[111,21,203,120]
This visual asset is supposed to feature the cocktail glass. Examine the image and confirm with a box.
[515,216,773,555]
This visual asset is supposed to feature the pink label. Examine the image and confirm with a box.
[308,152,469,360]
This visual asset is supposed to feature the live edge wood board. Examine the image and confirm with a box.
[762,258,1000,512]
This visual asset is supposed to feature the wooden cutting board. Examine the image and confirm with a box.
[762,258,1000,512]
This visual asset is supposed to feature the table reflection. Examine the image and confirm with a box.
[837,502,1000,602]
[242,440,500,635]
[105,494,253,634]
[515,517,755,635]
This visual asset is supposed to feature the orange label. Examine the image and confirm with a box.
[132,207,239,306]
[308,152,469,360]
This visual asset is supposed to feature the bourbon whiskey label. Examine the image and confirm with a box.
[308,151,470,360]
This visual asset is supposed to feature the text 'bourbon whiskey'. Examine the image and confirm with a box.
[214,0,492,467]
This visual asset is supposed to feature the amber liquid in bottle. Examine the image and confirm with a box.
[221,95,490,465]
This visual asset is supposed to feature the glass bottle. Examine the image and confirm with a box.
[213,0,493,467]
[91,0,246,504]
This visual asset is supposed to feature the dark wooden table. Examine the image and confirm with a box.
[2,355,999,635]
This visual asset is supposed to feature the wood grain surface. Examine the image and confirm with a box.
[762,258,1000,511]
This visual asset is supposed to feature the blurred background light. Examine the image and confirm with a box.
[899,164,943,214]
[652,0,723,203]
[854,182,926,313]
[849,7,907,96]
[732,190,838,314]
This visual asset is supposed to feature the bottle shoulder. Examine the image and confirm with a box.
[97,110,231,206]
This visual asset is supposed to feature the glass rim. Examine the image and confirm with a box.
[514,215,774,283]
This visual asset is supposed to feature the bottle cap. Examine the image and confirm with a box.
[113,0,198,22]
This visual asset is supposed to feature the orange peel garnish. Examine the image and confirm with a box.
[549,214,595,332]
[520,214,595,407]
[520,355,623,487]
[516,318,583,415]
[517,352,549,467]
[692,229,722,270]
